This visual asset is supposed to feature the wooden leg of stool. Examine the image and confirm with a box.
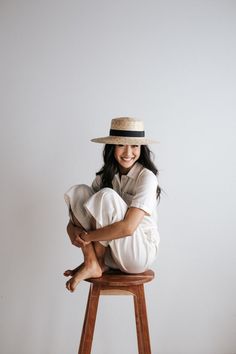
[133,284,152,354]
[78,284,100,354]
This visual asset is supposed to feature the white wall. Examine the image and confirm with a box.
[1,1,235,353]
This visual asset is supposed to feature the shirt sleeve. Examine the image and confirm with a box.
[91,175,102,193]
[130,169,158,215]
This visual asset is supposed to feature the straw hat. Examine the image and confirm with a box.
[91,117,158,145]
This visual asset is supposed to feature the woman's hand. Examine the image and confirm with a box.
[72,228,89,248]
[78,230,91,247]
[67,221,91,248]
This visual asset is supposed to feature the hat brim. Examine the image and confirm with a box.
[91,136,158,145]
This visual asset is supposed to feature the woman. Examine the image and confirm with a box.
[64,117,161,292]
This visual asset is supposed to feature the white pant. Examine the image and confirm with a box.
[64,184,159,273]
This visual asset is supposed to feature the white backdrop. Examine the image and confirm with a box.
[1,1,236,354]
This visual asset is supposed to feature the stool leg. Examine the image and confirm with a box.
[133,284,152,354]
[78,284,100,354]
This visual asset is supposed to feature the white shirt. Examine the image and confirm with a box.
[91,162,159,234]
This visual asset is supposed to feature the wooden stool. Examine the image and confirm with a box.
[78,269,154,354]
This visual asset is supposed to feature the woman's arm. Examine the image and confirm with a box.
[82,207,146,243]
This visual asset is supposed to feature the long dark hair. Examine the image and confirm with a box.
[96,144,161,200]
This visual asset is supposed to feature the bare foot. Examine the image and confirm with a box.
[64,262,109,278]
[63,263,84,277]
[66,262,102,293]
[98,261,110,273]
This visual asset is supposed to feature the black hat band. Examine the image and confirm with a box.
[109,129,145,137]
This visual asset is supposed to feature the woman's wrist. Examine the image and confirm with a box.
[79,230,88,241]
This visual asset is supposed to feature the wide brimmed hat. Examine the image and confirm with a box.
[91,117,158,145]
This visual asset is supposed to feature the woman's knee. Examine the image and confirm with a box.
[95,187,118,200]
[67,184,93,211]
[64,184,94,230]
[65,184,93,203]
[75,184,93,196]
[95,188,127,211]
[84,187,127,228]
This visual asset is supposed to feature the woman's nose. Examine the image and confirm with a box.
[124,145,132,155]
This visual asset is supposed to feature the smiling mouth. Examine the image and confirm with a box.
[121,157,134,162]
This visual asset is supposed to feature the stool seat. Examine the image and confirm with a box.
[85,269,155,286]
[78,269,155,354]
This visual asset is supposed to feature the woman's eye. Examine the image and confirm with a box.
[132,145,139,148]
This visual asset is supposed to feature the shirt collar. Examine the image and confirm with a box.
[115,162,144,181]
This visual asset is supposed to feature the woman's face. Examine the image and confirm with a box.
[114,145,141,174]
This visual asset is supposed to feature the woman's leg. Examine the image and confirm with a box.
[64,242,109,277]
[64,217,109,292]
[65,242,104,292]
[64,215,107,275]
